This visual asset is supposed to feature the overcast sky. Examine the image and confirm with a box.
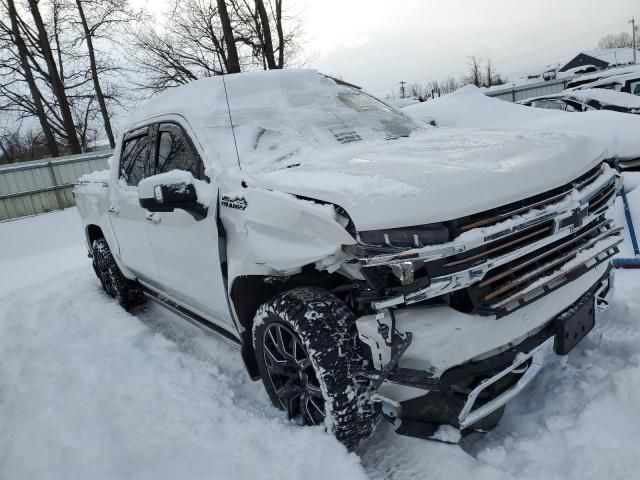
[132,0,638,96]
[297,0,639,96]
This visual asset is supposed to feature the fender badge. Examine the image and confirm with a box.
[221,195,248,211]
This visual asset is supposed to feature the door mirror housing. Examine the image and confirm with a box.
[138,172,208,220]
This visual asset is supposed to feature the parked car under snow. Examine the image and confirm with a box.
[75,70,621,448]
[406,85,640,170]
[518,89,640,115]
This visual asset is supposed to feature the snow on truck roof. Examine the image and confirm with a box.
[126,69,421,173]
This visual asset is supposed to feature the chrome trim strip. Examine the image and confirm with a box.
[491,238,621,310]
[483,227,622,303]
[373,215,621,310]
[360,166,618,267]
[458,337,553,430]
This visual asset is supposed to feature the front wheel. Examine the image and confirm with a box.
[92,238,145,310]
[253,287,379,449]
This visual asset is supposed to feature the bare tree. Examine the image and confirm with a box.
[231,0,301,70]
[464,55,483,87]
[442,77,458,94]
[129,1,231,92]
[484,58,505,87]
[73,0,131,148]
[598,32,634,49]
[2,0,59,156]
[217,0,240,73]
[27,0,81,153]
[130,0,303,92]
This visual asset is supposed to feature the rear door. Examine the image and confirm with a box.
[108,126,159,284]
[143,122,233,326]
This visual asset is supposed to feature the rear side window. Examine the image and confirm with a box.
[156,124,204,180]
[120,128,152,186]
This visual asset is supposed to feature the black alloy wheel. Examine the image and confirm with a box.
[262,322,326,426]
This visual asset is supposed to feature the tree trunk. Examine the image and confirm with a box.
[27,0,81,154]
[254,0,277,69]
[274,0,284,68]
[216,0,241,74]
[75,0,115,148]
[0,140,11,163]
[52,0,64,84]
[6,0,59,157]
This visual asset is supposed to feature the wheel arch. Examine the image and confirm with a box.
[229,268,352,381]
[86,224,104,250]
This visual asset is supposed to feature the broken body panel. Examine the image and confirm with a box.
[74,70,621,438]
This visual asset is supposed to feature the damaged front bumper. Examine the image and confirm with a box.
[358,267,614,439]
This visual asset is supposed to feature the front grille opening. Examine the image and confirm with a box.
[467,217,620,315]
[588,180,617,214]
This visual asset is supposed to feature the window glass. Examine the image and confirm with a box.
[120,134,152,186]
[629,80,640,96]
[532,99,565,110]
[156,124,203,179]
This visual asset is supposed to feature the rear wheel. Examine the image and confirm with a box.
[92,238,145,310]
[253,287,379,449]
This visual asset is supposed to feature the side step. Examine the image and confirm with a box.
[143,288,241,349]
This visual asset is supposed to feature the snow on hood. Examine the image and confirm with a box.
[249,127,605,231]
[406,85,640,159]
[124,73,608,231]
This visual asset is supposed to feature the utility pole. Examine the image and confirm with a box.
[631,17,637,64]
[399,81,406,99]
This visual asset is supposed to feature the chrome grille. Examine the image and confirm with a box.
[470,218,622,315]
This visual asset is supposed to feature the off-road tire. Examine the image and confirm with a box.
[253,287,379,449]
[92,238,145,310]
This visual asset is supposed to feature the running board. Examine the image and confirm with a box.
[143,288,241,349]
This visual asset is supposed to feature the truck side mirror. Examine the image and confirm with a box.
[138,172,208,220]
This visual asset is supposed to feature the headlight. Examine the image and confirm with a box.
[389,261,415,285]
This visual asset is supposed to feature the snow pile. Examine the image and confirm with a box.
[2,177,640,479]
[386,97,422,108]
[406,85,640,160]
[0,209,367,480]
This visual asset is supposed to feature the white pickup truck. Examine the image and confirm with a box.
[75,70,622,448]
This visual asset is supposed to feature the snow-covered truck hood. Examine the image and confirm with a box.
[248,128,605,231]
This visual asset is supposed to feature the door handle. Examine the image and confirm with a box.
[145,212,161,224]
[108,204,119,215]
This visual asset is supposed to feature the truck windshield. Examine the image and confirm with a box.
[222,74,422,173]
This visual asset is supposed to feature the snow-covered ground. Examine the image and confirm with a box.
[1,186,640,479]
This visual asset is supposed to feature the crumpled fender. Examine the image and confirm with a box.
[221,186,356,274]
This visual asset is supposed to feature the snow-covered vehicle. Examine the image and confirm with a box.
[518,89,640,115]
[74,70,622,448]
[564,63,640,91]
[407,85,640,170]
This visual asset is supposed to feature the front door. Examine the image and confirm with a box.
[108,126,159,284]
[143,122,232,326]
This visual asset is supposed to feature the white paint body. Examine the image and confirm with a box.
[74,70,616,407]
